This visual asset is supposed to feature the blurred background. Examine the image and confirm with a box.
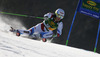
[0,0,100,53]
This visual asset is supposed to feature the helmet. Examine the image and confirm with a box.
[55,8,65,19]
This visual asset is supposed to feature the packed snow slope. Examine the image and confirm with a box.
[0,16,100,57]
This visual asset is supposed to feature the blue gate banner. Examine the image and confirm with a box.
[77,0,100,19]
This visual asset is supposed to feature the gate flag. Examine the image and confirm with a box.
[77,0,100,19]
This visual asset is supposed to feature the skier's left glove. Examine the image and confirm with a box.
[44,16,48,20]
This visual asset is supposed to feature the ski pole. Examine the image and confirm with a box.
[0,12,44,19]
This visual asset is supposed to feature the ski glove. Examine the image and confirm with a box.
[52,34,57,38]
[44,16,49,20]
[52,33,60,38]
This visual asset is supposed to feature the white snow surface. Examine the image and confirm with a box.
[0,15,100,57]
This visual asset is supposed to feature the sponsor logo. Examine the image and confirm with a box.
[87,1,96,6]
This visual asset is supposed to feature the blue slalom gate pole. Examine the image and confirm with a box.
[66,10,77,45]
[66,0,81,46]
[94,20,100,52]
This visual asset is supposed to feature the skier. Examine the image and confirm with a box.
[10,8,65,42]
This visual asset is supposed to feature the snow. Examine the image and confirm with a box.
[0,15,100,57]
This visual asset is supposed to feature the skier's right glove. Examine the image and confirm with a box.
[52,34,57,38]
[52,33,60,38]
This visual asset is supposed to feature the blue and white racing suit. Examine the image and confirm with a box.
[17,13,63,38]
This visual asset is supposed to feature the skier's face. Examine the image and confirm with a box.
[55,17,61,22]
[56,14,64,19]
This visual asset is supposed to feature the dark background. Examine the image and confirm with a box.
[0,0,100,53]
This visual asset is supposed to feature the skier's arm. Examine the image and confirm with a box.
[44,13,52,20]
[56,22,63,37]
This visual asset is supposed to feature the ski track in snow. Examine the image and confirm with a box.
[0,15,100,57]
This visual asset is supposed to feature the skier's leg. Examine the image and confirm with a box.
[16,24,40,37]
[16,23,46,37]
[40,31,53,42]
[16,29,31,36]
[28,23,45,37]
[40,31,53,38]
